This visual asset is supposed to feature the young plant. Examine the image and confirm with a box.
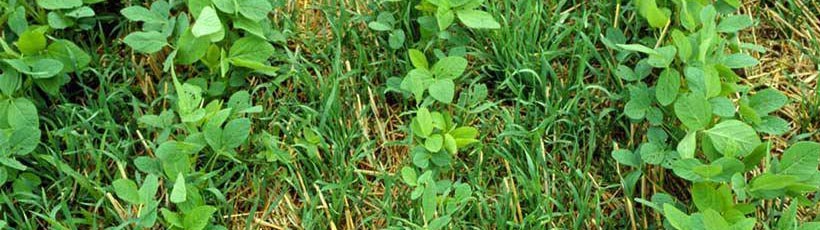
[415,0,501,31]
[612,1,820,228]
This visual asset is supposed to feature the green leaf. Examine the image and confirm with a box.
[656,69,681,106]
[647,46,676,68]
[66,6,95,18]
[663,203,691,230]
[112,179,141,204]
[36,0,82,10]
[7,98,39,128]
[47,39,92,72]
[192,7,223,38]
[48,12,74,29]
[175,29,210,65]
[709,97,736,117]
[674,93,712,131]
[615,65,638,81]
[616,43,658,55]
[121,6,166,24]
[443,134,457,154]
[431,56,468,80]
[183,205,217,230]
[400,166,417,186]
[234,17,266,39]
[138,174,159,204]
[612,149,641,167]
[237,0,272,21]
[748,88,787,115]
[455,10,500,29]
[223,118,251,149]
[436,8,454,31]
[16,27,47,55]
[678,131,697,159]
[408,49,429,69]
[124,31,168,53]
[721,54,759,69]
[704,120,761,157]
[422,184,437,220]
[0,65,21,95]
[449,126,479,147]
[429,79,455,104]
[8,6,28,36]
[170,173,187,203]
[778,142,820,177]
[368,22,392,31]
[425,134,443,152]
[671,29,692,61]
[28,58,64,79]
[640,142,665,165]
[155,141,201,178]
[635,0,670,28]
[777,202,798,230]
[749,173,797,191]
[755,116,790,135]
[702,209,730,230]
[212,0,236,13]
[717,15,753,33]
[416,108,434,137]
[229,37,275,63]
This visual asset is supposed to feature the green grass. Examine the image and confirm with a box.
[0,0,818,229]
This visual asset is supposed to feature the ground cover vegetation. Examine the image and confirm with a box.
[0,0,818,229]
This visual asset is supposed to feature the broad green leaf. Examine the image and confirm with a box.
[640,142,665,165]
[388,30,405,49]
[615,65,638,81]
[425,134,443,152]
[616,43,659,55]
[717,15,753,33]
[721,54,759,69]
[674,93,712,131]
[16,27,47,55]
[155,141,201,178]
[664,203,691,230]
[647,46,676,68]
[449,126,479,147]
[703,65,722,98]
[237,0,273,21]
[422,184,437,220]
[6,126,40,156]
[429,79,455,104]
[36,0,82,10]
[8,6,28,36]
[416,108,433,137]
[175,29,210,64]
[234,17,266,39]
[612,149,641,167]
[636,0,670,28]
[139,174,159,204]
[678,131,697,159]
[709,97,736,117]
[229,37,275,63]
[0,157,26,170]
[702,209,730,230]
[671,29,692,61]
[455,10,501,29]
[656,69,681,106]
[777,202,798,230]
[28,58,64,79]
[121,6,166,24]
[431,56,468,80]
[748,88,787,115]
[408,49,429,69]
[401,69,434,102]
[192,7,223,38]
[443,134,457,154]
[47,39,92,72]
[436,8,454,31]
[0,65,21,95]
[222,118,251,149]
[124,31,168,53]
[48,12,74,29]
[704,120,760,157]
[112,179,141,204]
[778,142,820,177]
[7,98,39,128]
[170,173,187,203]
[368,22,392,31]
[212,0,236,13]
[66,6,95,18]
[183,205,217,230]
[755,116,789,135]
[400,166,417,186]
[749,173,797,191]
